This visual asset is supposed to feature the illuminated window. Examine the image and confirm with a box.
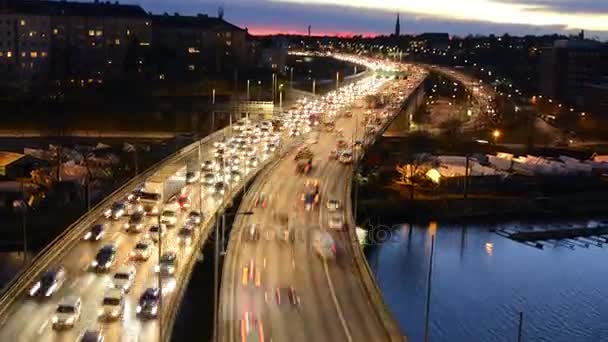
[0,52,3,57]
[226,40,232,46]
[159,74,165,80]
[145,21,150,26]
[7,51,12,58]
[126,29,131,36]
[41,51,47,57]
[53,28,59,35]
[21,52,25,57]
[187,47,199,54]
[187,65,195,71]
[20,19,26,26]
[30,51,37,58]
[95,30,103,37]
[139,42,150,46]
[114,39,120,45]
[88,30,95,37]
[28,31,36,37]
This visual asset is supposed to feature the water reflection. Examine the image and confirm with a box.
[367,219,608,342]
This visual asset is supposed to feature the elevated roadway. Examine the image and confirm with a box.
[219,59,428,342]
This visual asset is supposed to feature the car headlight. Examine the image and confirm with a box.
[29,282,41,296]
[130,251,135,257]
[124,223,129,228]
[105,261,111,268]
[92,260,98,267]
[151,306,158,315]
[98,308,104,316]
[154,265,160,273]
[52,316,58,323]
[84,232,91,240]
[45,283,57,297]
[65,317,74,325]
[136,305,142,313]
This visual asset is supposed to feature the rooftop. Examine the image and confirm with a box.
[1,0,148,18]
[0,151,25,167]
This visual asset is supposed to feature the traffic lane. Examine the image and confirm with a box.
[0,216,143,341]
[321,166,382,342]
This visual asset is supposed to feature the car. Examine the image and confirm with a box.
[279,226,293,244]
[326,199,341,211]
[247,157,259,169]
[328,214,344,230]
[201,160,219,173]
[136,287,160,318]
[241,311,265,342]
[98,289,124,321]
[52,296,81,329]
[29,266,67,297]
[79,330,104,342]
[275,286,300,307]
[186,171,200,184]
[187,210,202,224]
[160,209,177,227]
[125,211,146,233]
[242,259,261,287]
[339,151,353,164]
[229,170,242,183]
[245,224,259,241]
[107,201,126,219]
[83,223,107,241]
[155,251,178,276]
[177,194,190,209]
[214,182,227,196]
[130,239,153,261]
[178,226,194,245]
[112,265,136,292]
[91,244,117,271]
[145,224,167,242]
[202,172,217,186]
[254,193,267,208]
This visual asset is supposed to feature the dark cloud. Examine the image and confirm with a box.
[123,0,608,39]
[495,0,608,14]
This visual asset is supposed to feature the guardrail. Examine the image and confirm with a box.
[340,75,428,342]
[0,127,228,320]
[160,133,303,342]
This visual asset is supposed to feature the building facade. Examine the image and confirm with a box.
[1,0,249,86]
[539,39,608,108]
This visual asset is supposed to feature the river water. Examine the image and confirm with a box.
[366,219,608,342]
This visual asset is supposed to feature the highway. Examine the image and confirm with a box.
[220,59,428,342]
[0,108,294,341]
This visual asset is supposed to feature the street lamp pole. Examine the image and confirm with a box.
[246,80,250,101]
[212,88,216,105]
[290,67,294,88]
[336,71,339,90]
[279,84,284,108]
[312,79,316,95]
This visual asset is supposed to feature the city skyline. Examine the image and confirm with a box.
[126,0,608,39]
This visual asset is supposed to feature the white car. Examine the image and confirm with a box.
[98,289,124,321]
[112,265,136,292]
[326,199,341,212]
[160,210,177,227]
[328,214,344,230]
[52,296,81,330]
[155,251,178,276]
[130,239,153,261]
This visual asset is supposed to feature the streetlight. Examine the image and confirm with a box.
[213,210,254,342]
[279,83,284,108]
[257,81,262,101]
[492,129,501,144]
[212,88,216,105]
[246,79,250,101]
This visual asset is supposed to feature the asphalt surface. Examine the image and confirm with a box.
[0,133,276,341]
[219,78,412,342]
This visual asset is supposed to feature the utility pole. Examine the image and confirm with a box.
[213,213,220,342]
[424,235,435,342]
[271,73,276,103]
[290,67,294,88]
[464,154,470,199]
[312,79,316,95]
[212,88,216,105]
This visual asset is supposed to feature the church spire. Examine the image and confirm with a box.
[395,13,400,36]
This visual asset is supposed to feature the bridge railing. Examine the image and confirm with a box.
[0,127,228,319]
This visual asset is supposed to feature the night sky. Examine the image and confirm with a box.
[125,0,608,39]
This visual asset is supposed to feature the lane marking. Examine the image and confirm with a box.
[37,319,49,335]
[323,259,353,342]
